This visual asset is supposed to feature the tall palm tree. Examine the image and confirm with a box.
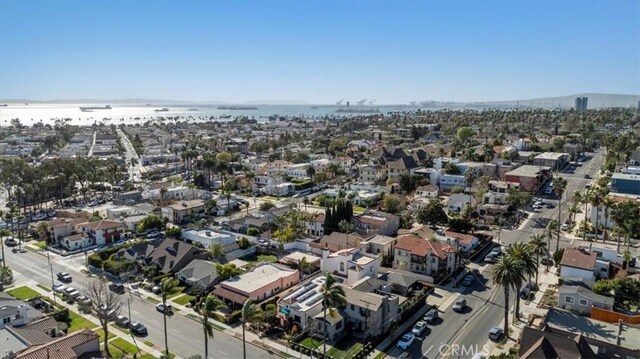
[601,196,615,242]
[552,176,567,251]
[320,273,347,358]
[493,256,525,335]
[160,277,179,357]
[528,234,546,288]
[241,299,261,359]
[505,243,537,319]
[588,189,604,243]
[199,295,225,359]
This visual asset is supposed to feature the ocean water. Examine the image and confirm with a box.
[0,103,423,126]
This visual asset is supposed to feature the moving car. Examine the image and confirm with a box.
[411,321,427,336]
[453,298,467,312]
[57,272,72,283]
[109,283,125,294]
[130,321,148,336]
[396,333,415,350]
[424,307,438,323]
[488,326,504,341]
[4,237,17,246]
[156,303,173,315]
[115,315,131,328]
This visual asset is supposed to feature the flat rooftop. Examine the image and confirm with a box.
[534,152,569,160]
[545,309,640,350]
[505,165,552,178]
[281,276,325,312]
[612,172,640,180]
[223,264,297,294]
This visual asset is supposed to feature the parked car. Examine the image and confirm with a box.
[560,223,569,231]
[53,283,67,293]
[453,298,467,312]
[109,283,125,294]
[57,272,72,283]
[396,333,415,350]
[146,231,160,239]
[115,315,131,328]
[520,283,533,300]
[484,253,497,263]
[540,256,552,265]
[151,286,162,294]
[424,307,438,323]
[490,247,502,257]
[76,295,92,306]
[411,321,427,336]
[156,303,173,315]
[488,326,504,341]
[97,305,117,320]
[130,321,148,336]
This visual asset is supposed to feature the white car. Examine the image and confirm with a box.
[411,321,427,336]
[53,283,67,293]
[396,333,415,350]
[561,223,569,231]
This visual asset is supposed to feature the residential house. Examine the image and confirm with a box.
[415,185,439,199]
[320,247,381,285]
[279,252,321,272]
[1,317,60,354]
[213,263,299,305]
[115,238,207,274]
[438,174,466,192]
[393,234,456,278]
[113,190,143,205]
[558,280,614,315]
[60,233,93,251]
[309,232,365,254]
[263,182,295,197]
[304,212,325,238]
[358,165,385,183]
[446,193,474,214]
[181,228,238,253]
[176,259,220,292]
[559,248,600,282]
[12,329,100,359]
[161,199,206,224]
[351,210,399,237]
[358,234,396,257]
[443,230,480,253]
[0,294,43,329]
[505,165,552,193]
[433,157,460,170]
[330,284,399,338]
[413,168,441,187]
[46,218,85,244]
[277,276,326,330]
[78,220,125,246]
[386,156,419,180]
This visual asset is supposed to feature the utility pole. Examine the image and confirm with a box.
[46,248,56,305]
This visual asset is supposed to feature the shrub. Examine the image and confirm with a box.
[53,308,70,323]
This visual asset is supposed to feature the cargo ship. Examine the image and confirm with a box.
[79,105,112,111]
[155,108,169,112]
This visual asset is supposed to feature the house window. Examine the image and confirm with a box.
[340,262,345,272]
[3,317,10,324]
[351,304,355,310]
[579,299,588,306]
[564,296,575,304]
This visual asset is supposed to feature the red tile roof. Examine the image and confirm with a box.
[444,230,476,245]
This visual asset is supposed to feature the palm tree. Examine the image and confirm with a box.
[552,175,567,251]
[601,196,615,242]
[319,273,347,358]
[588,189,604,243]
[160,277,179,357]
[493,256,525,335]
[505,243,537,319]
[0,228,10,268]
[199,295,225,359]
[241,299,261,359]
[528,234,546,288]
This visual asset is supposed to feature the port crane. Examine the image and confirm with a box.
[336,99,345,106]
[357,99,367,105]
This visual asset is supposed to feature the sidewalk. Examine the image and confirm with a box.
[27,280,166,358]
[487,266,558,357]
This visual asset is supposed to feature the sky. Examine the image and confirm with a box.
[1,0,639,103]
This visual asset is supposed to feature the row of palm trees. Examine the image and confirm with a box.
[492,235,547,336]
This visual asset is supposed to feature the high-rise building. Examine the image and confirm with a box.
[574,96,588,111]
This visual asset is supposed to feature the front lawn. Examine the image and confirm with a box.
[353,205,367,214]
[300,337,323,350]
[34,240,48,249]
[110,337,141,355]
[147,296,161,304]
[7,286,40,301]
[68,311,98,332]
[173,294,195,306]
[327,338,363,359]
[105,343,125,359]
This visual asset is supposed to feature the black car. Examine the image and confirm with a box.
[4,237,17,246]
[520,283,533,300]
[57,272,73,283]
[130,321,148,336]
[109,283,125,294]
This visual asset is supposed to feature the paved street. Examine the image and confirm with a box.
[116,128,144,181]
[4,248,274,359]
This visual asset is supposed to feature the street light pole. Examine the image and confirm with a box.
[46,248,56,305]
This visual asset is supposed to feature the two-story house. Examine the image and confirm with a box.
[79,220,125,246]
[161,199,206,224]
[393,234,456,278]
[321,247,381,285]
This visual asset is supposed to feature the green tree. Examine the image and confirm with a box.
[493,256,525,334]
[320,273,347,358]
[137,215,164,232]
[382,195,402,214]
[215,263,242,280]
[160,277,180,357]
[417,200,449,227]
[505,243,537,319]
[456,126,475,142]
[165,226,182,239]
[259,201,275,212]
[528,234,547,287]
[198,295,226,358]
